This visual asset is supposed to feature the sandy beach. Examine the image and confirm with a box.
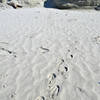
[0,7,100,100]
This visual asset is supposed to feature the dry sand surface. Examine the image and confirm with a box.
[0,8,100,100]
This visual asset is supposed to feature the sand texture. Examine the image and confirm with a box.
[0,8,100,100]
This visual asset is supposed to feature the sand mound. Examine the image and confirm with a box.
[0,8,100,100]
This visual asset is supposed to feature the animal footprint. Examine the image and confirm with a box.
[35,96,45,100]
[40,46,49,53]
[9,91,16,99]
[94,36,100,44]
[2,83,8,88]
[47,73,56,87]
[49,85,60,99]
[58,65,68,77]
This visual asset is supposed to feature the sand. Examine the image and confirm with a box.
[0,7,100,100]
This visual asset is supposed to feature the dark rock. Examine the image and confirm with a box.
[54,0,100,9]
[95,5,100,10]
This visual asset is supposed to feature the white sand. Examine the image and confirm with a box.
[0,8,100,100]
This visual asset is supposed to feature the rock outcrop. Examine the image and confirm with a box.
[17,0,44,7]
[0,0,45,7]
[0,2,12,10]
[54,0,100,9]
[7,0,22,8]
[0,0,100,9]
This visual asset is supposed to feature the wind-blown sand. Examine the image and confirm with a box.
[0,8,100,100]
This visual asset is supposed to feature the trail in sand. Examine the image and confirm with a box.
[0,8,100,100]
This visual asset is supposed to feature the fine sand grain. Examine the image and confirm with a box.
[0,8,100,100]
